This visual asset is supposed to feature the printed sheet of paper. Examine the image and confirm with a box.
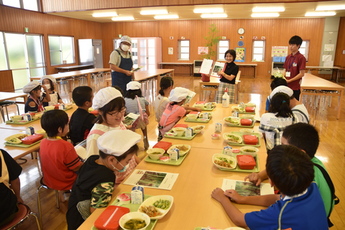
[199,59,213,74]
[210,62,225,77]
[124,169,179,190]
[222,179,274,196]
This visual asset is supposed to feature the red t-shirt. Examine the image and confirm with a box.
[40,139,82,190]
[284,51,306,90]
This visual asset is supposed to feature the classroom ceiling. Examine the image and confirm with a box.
[49,1,345,23]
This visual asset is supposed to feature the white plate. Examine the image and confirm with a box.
[167,144,191,157]
[223,116,241,126]
[138,195,174,220]
[212,153,237,170]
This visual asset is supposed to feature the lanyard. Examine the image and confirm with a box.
[287,56,296,71]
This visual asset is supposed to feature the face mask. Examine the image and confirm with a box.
[121,44,130,52]
[112,161,128,173]
[44,84,50,90]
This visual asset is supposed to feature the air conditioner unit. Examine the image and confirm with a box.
[193,60,203,76]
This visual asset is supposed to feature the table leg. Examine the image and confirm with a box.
[337,89,343,120]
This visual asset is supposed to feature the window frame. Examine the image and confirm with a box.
[1,0,41,11]
[252,40,265,62]
[178,39,190,60]
[48,35,75,66]
[299,40,309,62]
[217,39,230,61]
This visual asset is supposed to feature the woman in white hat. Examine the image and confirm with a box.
[23,81,51,113]
[41,75,63,106]
[86,87,141,183]
[124,81,150,149]
[109,35,134,93]
[67,130,141,230]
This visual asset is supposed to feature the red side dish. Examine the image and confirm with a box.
[236,155,256,170]
[153,141,172,151]
[94,206,130,230]
[245,107,255,113]
[21,134,44,145]
[240,119,252,126]
[243,135,258,145]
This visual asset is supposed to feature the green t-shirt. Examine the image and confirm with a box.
[312,157,334,216]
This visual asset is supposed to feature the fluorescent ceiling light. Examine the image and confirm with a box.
[251,13,280,18]
[140,9,168,15]
[111,16,135,21]
[194,8,224,13]
[252,6,285,12]
[305,11,336,16]
[154,14,179,19]
[316,5,345,11]
[92,12,117,17]
[200,13,228,18]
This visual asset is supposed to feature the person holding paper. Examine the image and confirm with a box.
[215,49,239,104]
[109,35,134,93]
[283,35,306,100]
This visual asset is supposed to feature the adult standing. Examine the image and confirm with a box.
[283,35,306,100]
[109,35,134,93]
[215,49,239,104]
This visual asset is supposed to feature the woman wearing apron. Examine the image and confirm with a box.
[109,35,134,94]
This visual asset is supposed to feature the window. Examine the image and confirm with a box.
[178,40,190,60]
[217,40,229,60]
[1,0,40,11]
[1,32,45,89]
[299,40,309,61]
[252,40,265,62]
[48,36,75,66]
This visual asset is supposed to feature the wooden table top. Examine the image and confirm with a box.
[78,103,266,230]
[79,146,267,230]
[0,92,28,102]
[301,73,345,91]
[134,69,174,81]
[30,68,111,81]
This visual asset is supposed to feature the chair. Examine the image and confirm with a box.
[37,178,60,225]
[0,203,41,230]
[0,100,20,121]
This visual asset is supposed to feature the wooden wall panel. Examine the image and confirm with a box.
[101,18,325,77]
[41,0,320,12]
[335,17,345,67]
[0,70,14,92]
[0,5,102,74]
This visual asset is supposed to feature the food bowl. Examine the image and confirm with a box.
[191,125,205,134]
[186,112,199,120]
[10,115,22,121]
[224,116,240,126]
[223,133,243,144]
[212,153,237,170]
[119,212,150,230]
[172,127,186,137]
[211,133,220,140]
[245,102,256,107]
[240,146,259,157]
[44,106,55,111]
[167,144,191,157]
[146,148,165,160]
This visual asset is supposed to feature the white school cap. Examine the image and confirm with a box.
[92,87,123,110]
[270,86,293,99]
[169,87,193,102]
[97,130,141,156]
[40,76,56,84]
[23,81,40,93]
[126,81,141,91]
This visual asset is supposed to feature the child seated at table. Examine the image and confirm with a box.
[154,76,174,122]
[23,81,50,113]
[265,76,287,112]
[124,81,150,150]
[242,123,335,226]
[66,130,141,230]
[211,145,328,230]
[40,110,83,201]
[69,86,96,145]
[158,87,196,140]
[41,75,63,106]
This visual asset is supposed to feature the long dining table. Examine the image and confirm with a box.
[78,104,267,230]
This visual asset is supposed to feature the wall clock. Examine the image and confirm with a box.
[238,28,245,35]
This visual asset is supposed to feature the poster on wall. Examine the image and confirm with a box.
[235,47,245,62]
[272,46,288,57]
[198,47,208,55]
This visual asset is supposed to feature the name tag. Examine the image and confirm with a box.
[293,63,297,67]
[286,72,291,77]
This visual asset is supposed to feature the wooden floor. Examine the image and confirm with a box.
[4,74,345,230]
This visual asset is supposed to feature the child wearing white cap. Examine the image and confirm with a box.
[124,81,150,149]
[158,87,197,140]
[23,81,51,113]
[67,130,141,230]
[86,87,141,184]
[40,75,63,106]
